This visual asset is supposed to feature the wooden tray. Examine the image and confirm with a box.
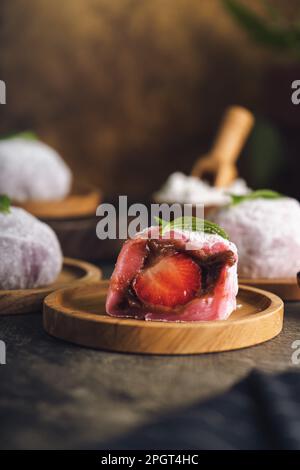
[15,183,101,219]
[0,258,101,316]
[43,281,284,355]
[240,278,300,301]
[43,216,124,262]
[152,197,217,219]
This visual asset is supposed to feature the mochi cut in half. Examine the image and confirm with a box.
[106,225,238,322]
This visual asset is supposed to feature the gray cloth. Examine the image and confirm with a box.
[104,371,300,450]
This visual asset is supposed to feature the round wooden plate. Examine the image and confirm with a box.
[43,281,284,355]
[240,278,300,301]
[0,258,101,316]
[14,183,101,219]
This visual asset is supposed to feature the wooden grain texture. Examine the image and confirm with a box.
[15,183,101,219]
[240,278,300,301]
[0,0,267,200]
[43,215,125,262]
[0,258,101,316]
[43,282,284,355]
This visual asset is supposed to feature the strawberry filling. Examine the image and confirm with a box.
[116,239,235,314]
[106,232,238,321]
[133,253,201,308]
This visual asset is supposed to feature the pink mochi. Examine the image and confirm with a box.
[212,197,300,278]
[0,207,63,289]
[0,137,72,202]
[106,226,238,322]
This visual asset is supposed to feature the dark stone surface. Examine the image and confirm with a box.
[108,370,300,450]
[0,270,300,449]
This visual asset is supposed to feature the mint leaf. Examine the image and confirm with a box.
[154,216,168,228]
[229,194,246,205]
[0,131,38,141]
[229,189,282,206]
[159,216,229,240]
[0,195,11,214]
[249,189,282,199]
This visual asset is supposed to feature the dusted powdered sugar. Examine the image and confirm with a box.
[136,225,237,256]
[0,207,63,289]
[0,138,72,202]
[154,172,250,205]
[212,197,300,278]
[180,229,237,255]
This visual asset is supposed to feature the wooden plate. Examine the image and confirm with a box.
[152,197,218,218]
[43,282,284,355]
[0,258,101,316]
[14,183,101,219]
[240,278,300,301]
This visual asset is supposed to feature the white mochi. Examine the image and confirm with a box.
[0,138,72,202]
[154,171,250,205]
[0,207,63,289]
[212,197,300,278]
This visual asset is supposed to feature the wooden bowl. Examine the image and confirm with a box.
[14,183,101,219]
[152,197,218,219]
[0,258,101,315]
[43,216,123,262]
[240,277,300,302]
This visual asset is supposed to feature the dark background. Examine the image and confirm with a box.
[1,1,300,450]
[0,0,300,199]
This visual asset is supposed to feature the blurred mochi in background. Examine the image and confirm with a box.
[0,0,299,200]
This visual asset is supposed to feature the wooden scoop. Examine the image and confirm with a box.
[191,106,254,187]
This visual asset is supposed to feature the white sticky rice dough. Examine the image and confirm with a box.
[154,172,250,206]
[0,207,63,289]
[212,197,300,278]
[0,137,72,202]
